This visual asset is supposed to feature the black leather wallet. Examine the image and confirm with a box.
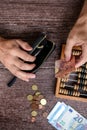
[7,34,56,87]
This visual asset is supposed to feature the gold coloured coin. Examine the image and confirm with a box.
[35,91,41,96]
[31,111,38,117]
[32,85,38,91]
[40,99,47,105]
[27,95,33,101]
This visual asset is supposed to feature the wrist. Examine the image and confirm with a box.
[76,13,87,25]
[79,0,87,17]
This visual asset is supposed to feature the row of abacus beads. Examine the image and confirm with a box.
[72,49,87,69]
[60,82,87,91]
[59,88,80,96]
[76,67,87,73]
[72,50,81,56]
[59,88,87,97]
[70,72,87,79]
[61,78,87,85]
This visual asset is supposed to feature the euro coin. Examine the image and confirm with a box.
[30,103,39,110]
[31,117,36,123]
[39,104,43,109]
[40,99,47,105]
[32,100,39,105]
[31,111,38,117]
[38,95,44,100]
[27,95,33,101]
[33,95,40,101]
[35,91,41,96]
[32,85,38,91]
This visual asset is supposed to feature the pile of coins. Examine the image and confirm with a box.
[27,85,48,122]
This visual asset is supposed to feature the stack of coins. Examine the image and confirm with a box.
[27,85,48,122]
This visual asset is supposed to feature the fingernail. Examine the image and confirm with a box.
[28,47,32,50]
[26,79,29,82]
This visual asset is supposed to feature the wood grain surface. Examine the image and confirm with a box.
[0,0,86,130]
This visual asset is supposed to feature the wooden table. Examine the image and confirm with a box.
[0,0,86,130]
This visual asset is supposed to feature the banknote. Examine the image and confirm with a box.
[47,102,66,120]
[47,102,87,130]
[56,105,87,130]
[47,102,67,130]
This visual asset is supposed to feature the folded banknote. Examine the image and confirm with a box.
[47,102,87,130]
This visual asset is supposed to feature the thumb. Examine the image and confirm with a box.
[65,38,75,61]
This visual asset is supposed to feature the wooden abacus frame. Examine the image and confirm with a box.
[55,44,87,102]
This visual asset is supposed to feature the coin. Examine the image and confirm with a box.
[33,95,40,101]
[39,104,43,109]
[40,99,47,105]
[31,111,38,117]
[32,85,38,91]
[43,112,48,118]
[38,95,44,100]
[35,91,41,96]
[30,103,39,110]
[32,100,39,104]
[31,117,36,123]
[27,95,33,101]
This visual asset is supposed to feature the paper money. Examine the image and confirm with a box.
[47,102,87,130]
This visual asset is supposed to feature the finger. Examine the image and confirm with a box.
[65,38,75,61]
[9,65,36,81]
[11,48,36,62]
[16,39,32,51]
[75,44,87,68]
[14,58,36,70]
[75,55,86,68]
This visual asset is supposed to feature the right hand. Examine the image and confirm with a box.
[65,14,87,68]
[64,0,87,68]
[0,38,36,81]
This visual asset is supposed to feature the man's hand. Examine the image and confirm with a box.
[65,0,87,68]
[0,38,36,81]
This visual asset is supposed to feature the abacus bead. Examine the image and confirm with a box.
[74,85,79,90]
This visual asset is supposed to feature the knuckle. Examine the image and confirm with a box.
[28,56,36,62]
[28,64,35,70]
[18,62,25,70]
[18,63,23,69]
[19,72,29,81]
[14,70,19,76]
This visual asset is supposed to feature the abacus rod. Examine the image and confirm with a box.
[59,88,87,98]
[60,83,87,92]
[61,78,87,84]
[70,72,87,76]
[76,67,87,73]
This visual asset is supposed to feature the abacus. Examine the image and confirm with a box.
[55,44,87,102]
